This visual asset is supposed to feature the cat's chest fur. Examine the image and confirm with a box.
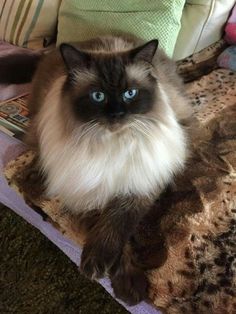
[38,79,187,213]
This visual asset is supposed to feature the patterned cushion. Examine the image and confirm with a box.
[0,0,61,49]
[57,0,185,57]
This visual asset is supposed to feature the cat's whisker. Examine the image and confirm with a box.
[73,120,99,144]
[130,118,157,140]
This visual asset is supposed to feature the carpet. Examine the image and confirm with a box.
[0,203,127,314]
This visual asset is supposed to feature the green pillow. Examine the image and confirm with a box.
[57,0,185,57]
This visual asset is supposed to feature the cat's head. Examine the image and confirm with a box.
[60,39,158,129]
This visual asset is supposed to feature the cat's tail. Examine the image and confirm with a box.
[0,53,41,84]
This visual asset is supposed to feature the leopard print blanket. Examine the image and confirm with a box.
[4,69,236,313]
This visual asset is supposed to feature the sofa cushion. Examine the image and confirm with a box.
[173,0,235,60]
[0,0,61,49]
[57,0,185,57]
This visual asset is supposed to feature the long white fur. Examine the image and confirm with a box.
[37,77,188,213]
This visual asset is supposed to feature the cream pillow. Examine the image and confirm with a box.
[173,0,235,60]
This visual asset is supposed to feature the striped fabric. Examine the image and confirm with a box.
[0,0,61,49]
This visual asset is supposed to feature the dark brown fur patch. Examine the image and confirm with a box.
[110,243,149,305]
[0,53,41,84]
[80,195,153,287]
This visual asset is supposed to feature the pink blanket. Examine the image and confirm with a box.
[225,5,236,44]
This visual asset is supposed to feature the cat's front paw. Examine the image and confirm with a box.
[80,243,119,280]
[111,263,148,305]
[110,244,149,305]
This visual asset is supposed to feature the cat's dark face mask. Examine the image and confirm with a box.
[60,39,158,127]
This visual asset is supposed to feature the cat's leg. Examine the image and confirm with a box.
[80,195,152,280]
[110,241,149,305]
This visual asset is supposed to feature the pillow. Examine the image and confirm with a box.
[0,0,61,49]
[173,0,235,60]
[57,0,185,57]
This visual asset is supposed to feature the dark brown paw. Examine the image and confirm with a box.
[19,156,46,198]
[111,264,149,305]
[80,243,120,280]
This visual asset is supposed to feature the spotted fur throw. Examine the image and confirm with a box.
[4,69,236,313]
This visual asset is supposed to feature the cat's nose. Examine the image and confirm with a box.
[109,111,126,118]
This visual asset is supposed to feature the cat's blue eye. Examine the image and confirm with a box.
[91,91,105,103]
[123,89,138,102]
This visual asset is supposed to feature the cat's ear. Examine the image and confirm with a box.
[60,43,90,71]
[130,39,158,63]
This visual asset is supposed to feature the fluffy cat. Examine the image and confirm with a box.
[25,36,192,305]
